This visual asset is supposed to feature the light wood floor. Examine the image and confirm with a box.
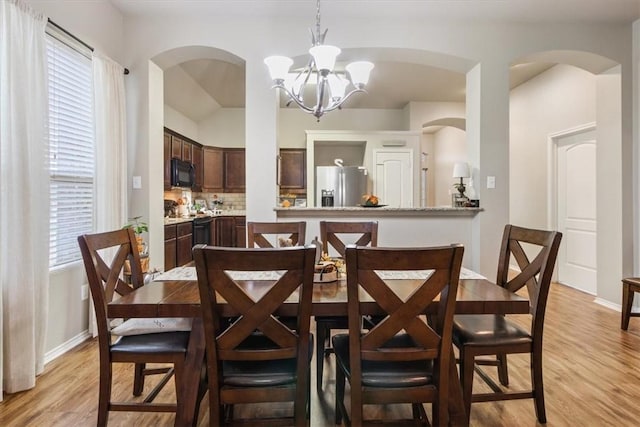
[2,282,640,426]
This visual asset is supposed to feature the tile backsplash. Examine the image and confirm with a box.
[163,189,246,211]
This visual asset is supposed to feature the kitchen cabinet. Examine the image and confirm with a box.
[203,147,223,192]
[223,148,245,192]
[165,222,193,270]
[279,148,306,194]
[164,128,203,191]
[170,134,183,159]
[176,222,193,266]
[164,132,172,190]
[164,223,177,271]
[212,216,246,247]
[235,216,246,248]
[192,144,203,192]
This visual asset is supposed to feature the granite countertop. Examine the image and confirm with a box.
[164,210,246,225]
[273,206,482,217]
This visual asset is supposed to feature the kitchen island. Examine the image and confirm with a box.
[274,206,483,269]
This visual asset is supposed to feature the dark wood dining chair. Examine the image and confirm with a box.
[333,244,464,426]
[316,220,378,392]
[246,221,306,247]
[78,228,197,426]
[452,224,562,423]
[621,277,640,330]
[193,245,316,427]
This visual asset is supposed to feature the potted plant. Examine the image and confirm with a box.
[123,216,149,274]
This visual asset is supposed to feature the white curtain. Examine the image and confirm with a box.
[0,0,50,400]
[93,52,127,233]
[90,52,128,336]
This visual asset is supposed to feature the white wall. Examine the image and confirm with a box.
[198,108,245,147]
[510,64,597,229]
[279,108,406,148]
[433,127,467,206]
[164,105,198,140]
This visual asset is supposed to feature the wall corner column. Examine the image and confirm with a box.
[466,61,510,277]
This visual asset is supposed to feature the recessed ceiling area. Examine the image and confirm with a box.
[163,57,559,122]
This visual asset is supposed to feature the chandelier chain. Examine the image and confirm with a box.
[315,0,322,45]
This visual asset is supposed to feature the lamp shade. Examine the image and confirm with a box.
[346,61,374,86]
[328,74,349,99]
[453,162,470,179]
[264,56,293,81]
[309,45,341,72]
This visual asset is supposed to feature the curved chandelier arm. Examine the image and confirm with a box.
[270,82,317,115]
[323,87,366,113]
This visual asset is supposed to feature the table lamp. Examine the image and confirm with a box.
[453,162,470,198]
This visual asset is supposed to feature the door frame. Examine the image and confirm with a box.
[547,122,596,281]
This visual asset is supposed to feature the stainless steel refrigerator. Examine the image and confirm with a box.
[316,166,368,207]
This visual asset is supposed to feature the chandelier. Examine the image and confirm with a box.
[264,0,374,121]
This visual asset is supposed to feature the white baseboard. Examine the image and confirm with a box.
[594,297,624,313]
[44,330,92,365]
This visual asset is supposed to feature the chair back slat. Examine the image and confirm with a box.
[77,228,144,351]
[194,245,315,362]
[345,244,464,383]
[247,221,306,248]
[320,221,378,257]
[495,224,562,330]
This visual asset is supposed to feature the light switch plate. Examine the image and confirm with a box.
[133,176,142,189]
[487,176,496,189]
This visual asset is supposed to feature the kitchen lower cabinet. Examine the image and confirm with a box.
[176,222,193,266]
[164,224,177,271]
[165,222,194,269]
[213,216,246,247]
[235,216,246,248]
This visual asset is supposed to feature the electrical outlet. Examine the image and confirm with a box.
[81,284,89,301]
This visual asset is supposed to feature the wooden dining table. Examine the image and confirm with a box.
[108,270,529,427]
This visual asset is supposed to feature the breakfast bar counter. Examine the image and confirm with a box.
[274,206,482,217]
[274,206,483,271]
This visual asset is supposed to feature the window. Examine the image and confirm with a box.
[47,33,94,268]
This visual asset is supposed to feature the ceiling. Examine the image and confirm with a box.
[146,0,638,121]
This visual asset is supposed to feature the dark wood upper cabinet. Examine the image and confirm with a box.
[182,140,192,163]
[164,131,172,190]
[279,148,306,193]
[203,147,224,192]
[171,135,183,159]
[192,144,203,192]
[223,148,245,193]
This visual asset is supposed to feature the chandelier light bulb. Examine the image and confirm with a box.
[309,45,341,73]
[327,74,348,99]
[264,56,293,81]
[346,61,374,87]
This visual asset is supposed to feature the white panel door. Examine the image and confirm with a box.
[373,149,413,208]
[556,129,597,294]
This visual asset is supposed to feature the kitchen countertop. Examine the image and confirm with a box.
[274,206,482,217]
[164,210,246,225]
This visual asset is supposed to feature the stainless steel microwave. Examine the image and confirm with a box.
[171,158,194,188]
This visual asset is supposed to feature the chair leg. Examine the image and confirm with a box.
[497,353,509,386]
[316,322,327,392]
[133,362,145,396]
[335,365,345,425]
[622,282,634,330]
[97,363,112,427]
[460,347,475,424]
[531,351,547,423]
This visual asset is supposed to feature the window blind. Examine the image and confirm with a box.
[47,34,94,268]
